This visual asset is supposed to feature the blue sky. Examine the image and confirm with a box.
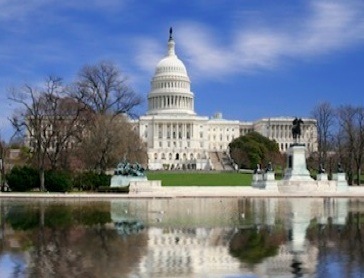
[1,0,364,140]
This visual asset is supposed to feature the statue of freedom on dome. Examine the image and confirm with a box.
[169,27,173,40]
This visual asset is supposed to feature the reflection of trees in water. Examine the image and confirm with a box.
[231,199,289,265]
[4,202,148,278]
[25,225,148,278]
[229,226,287,265]
[306,211,364,275]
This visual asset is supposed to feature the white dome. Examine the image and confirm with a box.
[147,29,195,116]
[154,39,188,78]
[155,56,187,76]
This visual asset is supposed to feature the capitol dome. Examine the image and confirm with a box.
[154,40,188,77]
[147,28,195,115]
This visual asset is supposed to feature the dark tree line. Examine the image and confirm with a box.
[9,61,146,191]
[311,102,364,185]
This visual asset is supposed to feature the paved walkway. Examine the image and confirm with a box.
[1,186,364,199]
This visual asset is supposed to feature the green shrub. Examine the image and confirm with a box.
[45,170,73,192]
[73,172,111,191]
[6,166,39,192]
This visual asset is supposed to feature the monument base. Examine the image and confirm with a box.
[278,180,337,193]
[332,173,348,192]
[252,172,278,191]
[110,175,147,188]
[264,172,279,191]
[129,180,162,194]
[250,139,350,193]
[252,173,264,188]
[317,173,328,181]
[283,144,314,181]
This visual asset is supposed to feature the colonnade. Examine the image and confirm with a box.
[269,124,310,139]
[152,80,189,89]
[155,122,193,140]
[148,95,193,111]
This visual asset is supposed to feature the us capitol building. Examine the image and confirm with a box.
[137,30,317,171]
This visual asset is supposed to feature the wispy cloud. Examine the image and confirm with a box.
[0,0,45,22]
[133,38,164,73]
[0,0,128,22]
[134,0,364,78]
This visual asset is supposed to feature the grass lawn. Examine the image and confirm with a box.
[146,171,252,186]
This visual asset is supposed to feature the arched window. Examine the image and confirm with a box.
[154,153,158,160]
[176,153,179,160]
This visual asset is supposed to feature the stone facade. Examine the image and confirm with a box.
[137,32,318,170]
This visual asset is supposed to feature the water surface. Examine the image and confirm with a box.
[0,197,363,278]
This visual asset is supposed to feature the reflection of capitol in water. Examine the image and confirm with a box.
[135,227,241,277]
[110,198,350,277]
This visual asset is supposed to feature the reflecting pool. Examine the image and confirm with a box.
[0,197,363,278]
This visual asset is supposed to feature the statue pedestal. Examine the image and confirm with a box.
[332,173,348,192]
[278,144,317,193]
[110,175,147,188]
[129,180,162,193]
[263,172,278,191]
[252,173,264,188]
[283,144,314,181]
[252,172,278,191]
[317,173,328,181]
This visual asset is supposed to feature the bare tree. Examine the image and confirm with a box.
[71,61,145,172]
[336,105,364,185]
[9,76,86,190]
[73,61,142,117]
[0,138,6,191]
[43,96,88,170]
[76,115,147,173]
[311,102,336,167]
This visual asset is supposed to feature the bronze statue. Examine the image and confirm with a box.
[292,117,304,140]
[337,162,344,173]
[114,160,145,177]
[266,162,274,172]
[169,27,173,40]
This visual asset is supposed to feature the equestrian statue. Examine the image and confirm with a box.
[292,117,304,143]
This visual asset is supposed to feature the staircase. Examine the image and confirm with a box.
[209,152,235,171]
